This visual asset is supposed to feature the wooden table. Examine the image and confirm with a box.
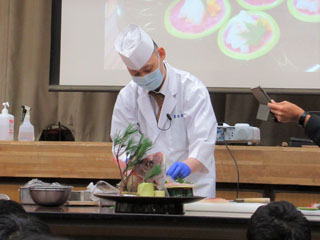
[23,204,320,240]
[1,141,319,206]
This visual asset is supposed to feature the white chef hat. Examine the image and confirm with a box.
[114,24,154,70]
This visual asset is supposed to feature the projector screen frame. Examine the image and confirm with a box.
[49,0,320,95]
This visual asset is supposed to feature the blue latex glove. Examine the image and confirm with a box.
[166,162,191,180]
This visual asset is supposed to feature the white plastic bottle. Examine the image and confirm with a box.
[0,102,14,140]
[18,105,35,141]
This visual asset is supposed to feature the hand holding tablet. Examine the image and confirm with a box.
[251,86,278,122]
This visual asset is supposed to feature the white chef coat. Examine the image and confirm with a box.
[111,62,217,198]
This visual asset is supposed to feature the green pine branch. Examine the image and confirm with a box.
[144,165,162,181]
[112,124,154,191]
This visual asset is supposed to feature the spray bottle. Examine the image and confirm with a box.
[0,102,14,140]
[18,105,35,141]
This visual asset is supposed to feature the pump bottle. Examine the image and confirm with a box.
[18,105,35,141]
[0,102,14,140]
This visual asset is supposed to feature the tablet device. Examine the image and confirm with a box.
[251,86,278,122]
[251,86,271,105]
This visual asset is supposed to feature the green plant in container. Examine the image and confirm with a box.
[113,124,154,193]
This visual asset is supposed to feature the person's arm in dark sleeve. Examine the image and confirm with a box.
[304,114,320,146]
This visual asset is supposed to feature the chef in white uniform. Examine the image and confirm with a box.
[111,24,217,198]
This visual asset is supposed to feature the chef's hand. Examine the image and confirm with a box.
[166,162,191,180]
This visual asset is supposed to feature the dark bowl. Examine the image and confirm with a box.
[30,186,73,207]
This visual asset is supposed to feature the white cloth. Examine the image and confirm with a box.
[111,62,217,198]
[114,24,154,70]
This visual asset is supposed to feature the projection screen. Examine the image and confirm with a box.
[49,0,320,93]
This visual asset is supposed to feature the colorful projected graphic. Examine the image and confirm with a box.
[236,0,284,11]
[218,11,280,60]
[165,0,231,39]
[287,0,320,22]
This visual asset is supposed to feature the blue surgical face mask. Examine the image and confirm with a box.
[132,57,163,91]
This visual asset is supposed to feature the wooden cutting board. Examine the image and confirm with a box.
[185,202,265,213]
[66,201,99,206]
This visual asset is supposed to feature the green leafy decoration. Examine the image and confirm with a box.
[240,19,267,47]
[176,177,184,184]
[113,130,121,146]
[123,135,152,172]
[112,124,154,191]
[176,176,191,184]
[144,165,162,181]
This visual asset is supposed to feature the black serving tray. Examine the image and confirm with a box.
[94,193,204,215]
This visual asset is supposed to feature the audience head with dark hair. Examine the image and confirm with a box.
[0,213,51,240]
[0,200,26,215]
[247,201,311,240]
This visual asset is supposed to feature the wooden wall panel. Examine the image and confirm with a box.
[1,142,319,186]
[275,192,320,207]
[215,145,320,185]
[0,141,118,179]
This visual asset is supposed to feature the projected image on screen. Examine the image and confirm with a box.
[218,11,280,60]
[104,0,125,70]
[237,0,284,11]
[57,0,319,90]
[287,0,320,22]
[164,0,231,39]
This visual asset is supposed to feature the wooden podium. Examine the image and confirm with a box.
[0,141,319,206]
